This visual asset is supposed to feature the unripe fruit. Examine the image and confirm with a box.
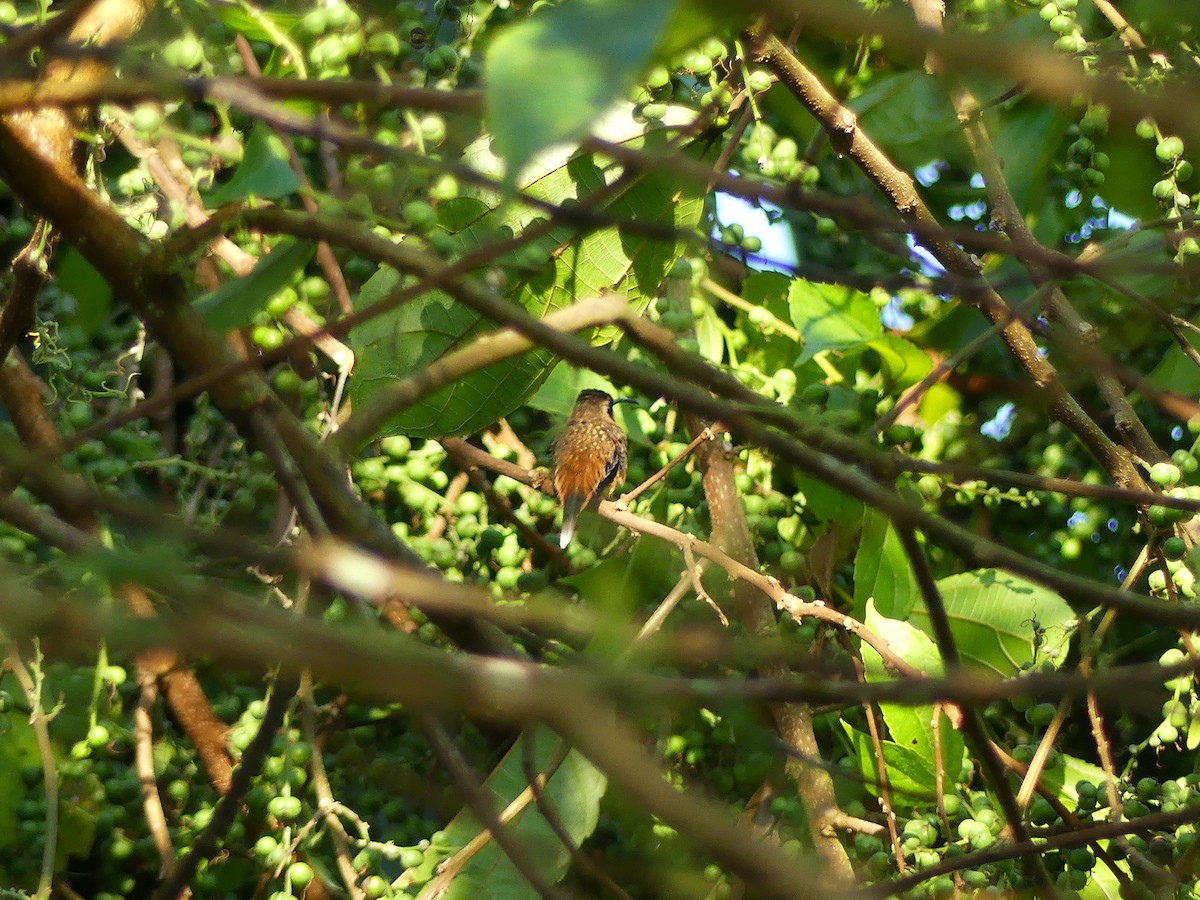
[287,862,314,888]
[268,795,302,821]
[131,105,163,135]
[1164,537,1188,559]
[163,35,205,69]
[1151,462,1183,487]
[1155,179,1179,202]
[1049,14,1074,33]
[746,70,772,93]
[1157,136,1185,162]
[402,200,438,232]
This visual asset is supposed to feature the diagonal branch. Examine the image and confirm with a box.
[743,22,1143,490]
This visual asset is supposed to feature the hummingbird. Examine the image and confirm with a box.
[552,389,635,548]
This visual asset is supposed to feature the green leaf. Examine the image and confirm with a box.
[58,249,113,334]
[860,600,964,785]
[1097,131,1162,223]
[1079,855,1129,900]
[529,365,617,418]
[913,569,1078,675]
[0,710,39,859]
[694,303,725,364]
[205,125,301,205]
[560,543,678,651]
[988,99,1071,213]
[788,280,882,363]
[194,239,314,332]
[917,382,961,426]
[849,71,964,171]
[655,1,751,59]
[1149,327,1200,397]
[439,728,608,899]
[350,108,704,439]
[485,0,680,179]
[843,721,939,804]
[854,509,918,620]
[213,5,302,42]
[793,471,862,524]
[869,334,933,392]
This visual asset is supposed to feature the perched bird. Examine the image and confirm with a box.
[552,389,635,548]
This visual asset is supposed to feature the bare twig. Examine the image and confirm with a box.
[419,716,572,900]
[6,644,58,900]
[135,677,176,877]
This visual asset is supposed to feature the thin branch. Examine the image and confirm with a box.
[6,644,58,900]
[442,437,920,677]
[519,730,635,900]
[618,422,721,507]
[151,676,296,900]
[745,22,1142,490]
[135,677,176,877]
[896,527,1056,895]
[419,716,573,900]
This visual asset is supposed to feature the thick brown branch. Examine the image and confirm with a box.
[688,414,854,885]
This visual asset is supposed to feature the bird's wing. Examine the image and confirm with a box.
[589,450,624,507]
[553,428,611,504]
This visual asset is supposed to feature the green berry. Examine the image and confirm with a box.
[1151,462,1183,487]
[268,795,303,821]
[163,35,205,69]
[1049,14,1074,33]
[1157,137,1185,162]
[87,724,111,748]
[131,105,163,135]
[402,200,438,232]
[746,70,772,93]
[646,65,671,89]
[1155,179,1179,202]
[287,862,314,888]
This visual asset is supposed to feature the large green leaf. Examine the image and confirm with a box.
[848,71,964,171]
[484,0,680,179]
[560,542,680,650]
[349,267,552,437]
[213,5,302,43]
[0,707,39,866]
[194,239,313,331]
[788,280,882,363]
[854,509,918,620]
[1149,327,1200,397]
[438,728,608,900]
[350,107,705,439]
[205,125,301,206]
[860,600,965,787]
[913,569,1077,675]
[843,721,940,804]
[988,99,1071,214]
[529,365,618,418]
[58,248,114,334]
[869,334,933,392]
[793,471,862,524]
